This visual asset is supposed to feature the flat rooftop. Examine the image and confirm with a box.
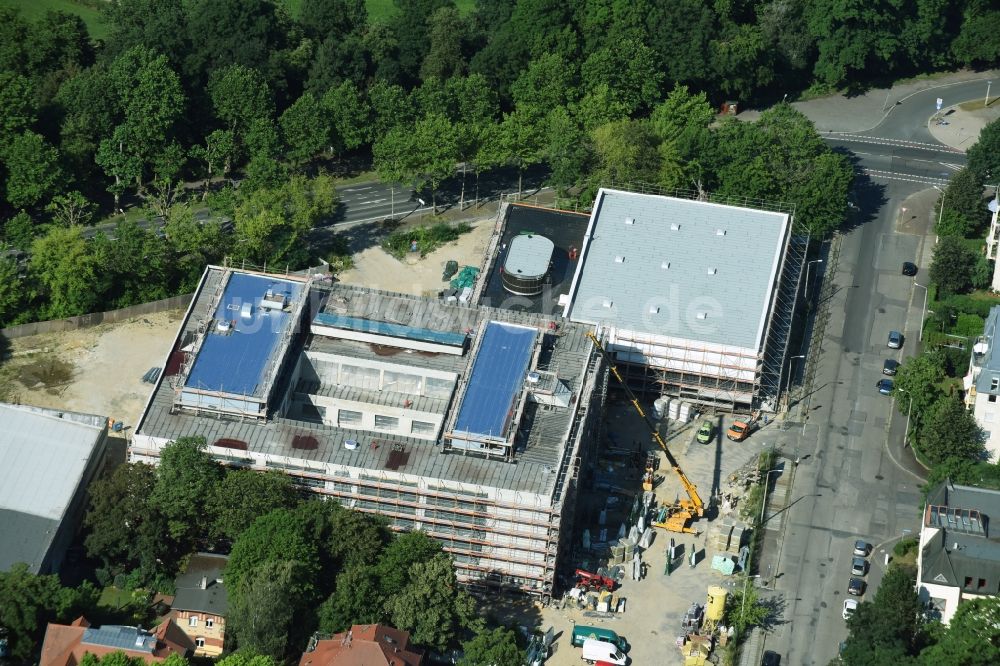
[480,205,590,314]
[0,404,106,571]
[184,272,304,398]
[566,189,790,350]
[453,322,536,443]
[137,283,596,496]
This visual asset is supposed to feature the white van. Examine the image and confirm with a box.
[581,638,627,665]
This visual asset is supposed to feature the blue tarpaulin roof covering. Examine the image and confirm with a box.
[185,272,301,397]
[453,322,536,441]
[313,312,468,347]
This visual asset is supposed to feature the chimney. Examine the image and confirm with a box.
[200,576,208,590]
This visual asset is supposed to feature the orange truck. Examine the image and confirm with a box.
[726,412,760,442]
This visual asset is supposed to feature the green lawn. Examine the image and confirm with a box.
[0,0,108,39]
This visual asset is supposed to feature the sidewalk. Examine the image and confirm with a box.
[928,99,1000,152]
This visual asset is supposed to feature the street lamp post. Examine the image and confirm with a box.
[805,259,824,300]
[914,282,929,341]
[784,354,806,410]
[933,185,946,229]
[988,81,993,107]
[895,386,914,447]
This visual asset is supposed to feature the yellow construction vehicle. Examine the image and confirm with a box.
[586,332,704,534]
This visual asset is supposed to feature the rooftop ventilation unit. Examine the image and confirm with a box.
[624,217,635,225]
[614,255,626,263]
[602,299,613,308]
[661,261,670,269]
[240,302,253,319]
[707,267,717,275]
[261,288,288,310]
[697,312,708,319]
[216,319,232,332]
[716,229,727,236]
[526,371,541,384]
[670,223,681,231]
[649,306,659,314]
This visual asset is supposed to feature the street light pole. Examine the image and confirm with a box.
[988,81,993,107]
[934,185,946,229]
[805,259,824,300]
[784,354,806,409]
[895,387,914,447]
[914,282,929,341]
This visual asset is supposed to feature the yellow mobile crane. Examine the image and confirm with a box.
[587,331,705,534]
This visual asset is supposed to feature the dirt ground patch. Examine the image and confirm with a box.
[335,217,497,296]
[0,309,185,427]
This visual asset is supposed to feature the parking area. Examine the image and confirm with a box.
[530,398,797,665]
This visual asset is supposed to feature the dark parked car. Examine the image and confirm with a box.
[762,651,781,666]
[902,261,918,276]
[877,379,894,395]
[848,577,866,595]
[883,359,899,375]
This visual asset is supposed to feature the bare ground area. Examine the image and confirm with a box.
[0,310,185,427]
[334,216,497,296]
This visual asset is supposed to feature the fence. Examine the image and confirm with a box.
[0,294,194,340]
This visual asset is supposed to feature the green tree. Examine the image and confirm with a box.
[56,66,117,173]
[920,392,986,465]
[389,0,456,84]
[164,203,229,291]
[0,72,35,142]
[316,564,384,633]
[95,126,143,213]
[806,0,905,88]
[90,219,170,307]
[590,120,662,188]
[388,553,481,652]
[148,437,223,548]
[643,0,716,89]
[83,463,159,571]
[30,226,102,318]
[280,93,328,167]
[374,531,442,599]
[723,575,770,637]
[190,129,237,193]
[420,6,467,82]
[581,38,663,115]
[0,256,24,327]
[209,65,274,142]
[226,508,322,600]
[3,210,36,251]
[937,167,989,237]
[543,106,590,191]
[918,596,1000,665]
[496,111,543,197]
[0,564,99,661]
[930,235,977,296]
[511,54,577,121]
[321,81,371,153]
[46,191,95,227]
[211,470,299,541]
[3,131,63,210]
[649,85,715,158]
[103,0,190,72]
[368,80,415,141]
[216,653,279,666]
[967,117,1000,184]
[571,83,630,133]
[893,350,946,431]
[459,627,522,666]
[298,0,366,41]
[410,113,458,210]
[710,23,775,102]
[952,3,1000,68]
[185,0,289,85]
[374,125,416,220]
[842,565,924,664]
[25,10,93,77]
[226,560,298,659]
[325,505,391,571]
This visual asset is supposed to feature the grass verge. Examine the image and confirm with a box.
[382,222,472,259]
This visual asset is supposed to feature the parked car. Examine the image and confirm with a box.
[877,379,894,395]
[882,359,899,375]
[696,420,714,444]
[762,651,781,666]
[902,261,918,276]
[888,331,903,349]
[851,557,867,576]
[842,598,859,620]
[854,540,869,556]
[848,577,866,596]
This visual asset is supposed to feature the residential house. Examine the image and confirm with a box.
[299,624,423,666]
[40,617,193,666]
[916,480,1000,623]
[167,553,228,656]
[964,304,1000,463]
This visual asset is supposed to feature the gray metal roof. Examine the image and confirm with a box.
[81,626,156,653]
[503,233,554,279]
[172,553,228,616]
[0,404,106,571]
[974,305,1000,394]
[566,189,790,350]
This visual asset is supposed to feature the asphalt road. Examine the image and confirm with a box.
[757,80,993,663]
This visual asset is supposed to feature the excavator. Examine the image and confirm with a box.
[586,332,705,534]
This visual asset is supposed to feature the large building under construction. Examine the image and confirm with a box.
[132,266,604,596]
[564,188,804,411]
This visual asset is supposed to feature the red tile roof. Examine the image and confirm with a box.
[39,617,194,666]
[298,624,423,666]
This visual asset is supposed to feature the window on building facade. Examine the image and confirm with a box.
[338,409,362,426]
[374,414,399,430]
[990,394,998,403]
[979,578,987,590]
[992,377,999,391]
[189,616,198,627]
[965,576,974,589]
[206,618,214,628]
[411,420,435,435]
[196,638,205,648]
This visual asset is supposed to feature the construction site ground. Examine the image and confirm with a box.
[521,398,796,666]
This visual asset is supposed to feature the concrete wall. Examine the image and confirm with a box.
[971,391,1000,463]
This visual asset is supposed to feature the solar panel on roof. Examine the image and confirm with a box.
[452,322,536,443]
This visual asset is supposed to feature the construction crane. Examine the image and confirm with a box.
[586,331,704,534]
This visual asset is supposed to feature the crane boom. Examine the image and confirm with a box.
[586,332,704,518]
